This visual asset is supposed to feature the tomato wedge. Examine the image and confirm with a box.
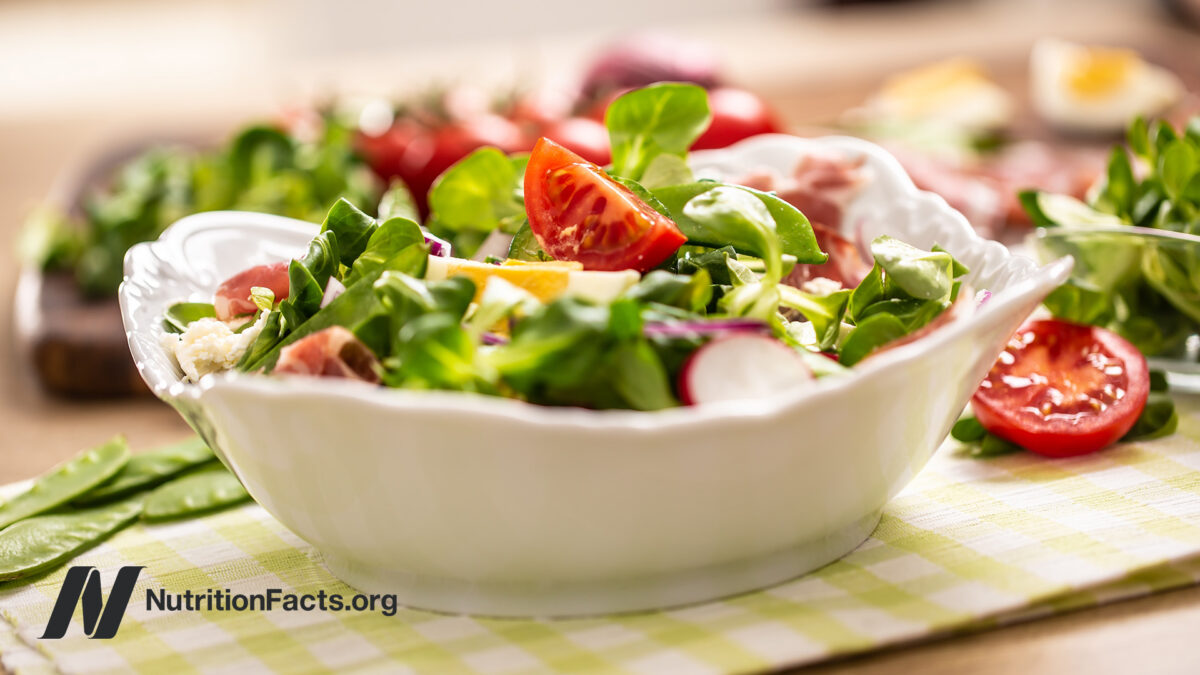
[214,262,290,321]
[523,137,686,272]
[971,319,1149,457]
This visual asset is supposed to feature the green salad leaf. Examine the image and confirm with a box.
[778,286,850,351]
[426,148,527,250]
[282,231,340,326]
[154,85,980,414]
[1026,115,1200,358]
[320,198,378,266]
[622,269,713,314]
[485,297,678,410]
[377,180,420,222]
[653,182,826,264]
[24,114,381,298]
[344,216,426,286]
[163,302,217,333]
[390,313,492,392]
[836,235,968,365]
[605,83,712,182]
[681,186,785,284]
[506,222,552,262]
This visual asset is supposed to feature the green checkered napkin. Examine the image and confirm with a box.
[3,397,1200,674]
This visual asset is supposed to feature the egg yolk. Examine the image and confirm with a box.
[881,58,990,103]
[1065,47,1136,99]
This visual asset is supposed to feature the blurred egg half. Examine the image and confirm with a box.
[851,58,1014,136]
[1031,39,1183,134]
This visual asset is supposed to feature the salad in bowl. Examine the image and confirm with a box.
[121,84,1070,616]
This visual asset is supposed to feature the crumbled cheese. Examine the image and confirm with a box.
[162,314,266,382]
[786,319,855,352]
[800,277,844,297]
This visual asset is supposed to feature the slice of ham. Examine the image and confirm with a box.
[274,326,382,383]
[785,221,872,289]
[886,142,1104,239]
[737,152,872,290]
[973,142,1104,227]
[739,152,868,230]
[214,262,290,321]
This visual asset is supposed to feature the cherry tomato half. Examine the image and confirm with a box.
[971,319,1150,457]
[523,137,686,272]
[691,88,783,150]
[214,262,290,321]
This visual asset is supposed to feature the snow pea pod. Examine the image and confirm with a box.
[142,464,250,522]
[74,437,215,506]
[0,498,142,582]
[0,437,130,531]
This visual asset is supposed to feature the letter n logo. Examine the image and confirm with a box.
[40,566,144,639]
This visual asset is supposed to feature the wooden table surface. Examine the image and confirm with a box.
[3,0,1200,671]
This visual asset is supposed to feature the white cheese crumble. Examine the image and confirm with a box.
[162,313,266,382]
[799,277,844,297]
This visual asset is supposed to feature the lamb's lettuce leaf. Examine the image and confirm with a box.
[837,235,968,365]
[653,182,826,264]
[162,302,216,333]
[281,231,340,327]
[1026,115,1200,359]
[621,270,713,314]
[605,83,711,182]
[344,216,426,286]
[427,148,527,236]
[320,198,377,266]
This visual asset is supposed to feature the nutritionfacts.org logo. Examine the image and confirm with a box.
[41,566,143,639]
[40,565,399,639]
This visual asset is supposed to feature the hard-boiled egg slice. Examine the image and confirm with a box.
[1031,39,1183,134]
[425,256,639,304]
[852,58,1014,136]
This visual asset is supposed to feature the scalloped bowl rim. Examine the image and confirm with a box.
[122,133,1073,431]
[1032,223,1200,245]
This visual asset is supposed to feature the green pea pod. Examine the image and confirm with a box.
[0,498,143,582]
[0,437,130,531]
[142,464,250,522]
[74,437,215,506]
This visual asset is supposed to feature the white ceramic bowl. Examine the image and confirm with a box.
[120,135,1071,617]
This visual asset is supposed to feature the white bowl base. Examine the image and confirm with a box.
[320,510,881,618]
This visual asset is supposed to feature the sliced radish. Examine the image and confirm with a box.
[679,334,814,406]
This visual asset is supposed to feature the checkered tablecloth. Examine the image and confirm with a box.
[3,397,1200,674]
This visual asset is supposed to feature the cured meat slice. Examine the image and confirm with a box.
[274,326,382,383]
[214,262,290,321]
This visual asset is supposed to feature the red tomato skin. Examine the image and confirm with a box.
[971,320,1150,458]
[354,121,421,184]
[357,115,525,217]
[691,88,783,150]
[524,138,686,273]
[539,117,611,165]
[505,92,571,130]
[214,262,290,321]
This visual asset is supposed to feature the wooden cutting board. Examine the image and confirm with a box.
[12,139,185,398]
[14,269,149,397]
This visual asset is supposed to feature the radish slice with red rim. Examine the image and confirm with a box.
[679,334,814,406]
